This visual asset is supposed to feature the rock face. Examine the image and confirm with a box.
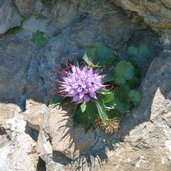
[114,0,171,30]
[0,103,39,171]
[0,35,33,103]
[0,0,21,34]
[24,56,171,171]
[47,106,95,160]
[24,100,96,160]
[96,57,171,171]
[15,0,34,17]
[0,0,170,170]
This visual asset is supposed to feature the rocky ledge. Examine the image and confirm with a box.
[0,0,171,171]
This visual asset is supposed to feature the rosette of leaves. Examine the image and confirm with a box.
[31,30,47,47]
[50,42,151,133]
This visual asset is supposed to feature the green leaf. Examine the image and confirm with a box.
[49,95,63,106]
[31,30,47,47]
[126,66,141,89]
[128,90,141,106]
[98,89,115,110]
[80,103,87,113]
[73,59,80,67]
[95,100,108,124]
[114,97,129,113]
[72,106,83,127]
[21,16,28,24]
[113,86,129,113]
[82,53,98,68]
[128,43,151,65]
[41,0,53,9]
[101,67,115,83]
[128,46,138,60]
[86,42,116,66]
[102,92,115,104]
[102,73,114,83]
[114,61,135,85]
[83,101,98,132]
[98,88,111,95]
[115,86,129,102]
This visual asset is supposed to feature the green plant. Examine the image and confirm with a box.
[41,0,53,9]
[20,16,29,24]
[32,11,41,19]
[5,26,21,35]
[50,42,151,133]
[128,43,151,66]
[31,30,47,47]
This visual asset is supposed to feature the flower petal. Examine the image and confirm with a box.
[89,91,97,99]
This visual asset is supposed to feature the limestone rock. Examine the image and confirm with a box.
[15,0,34,17]
[0,103,39,171]
[47,106,95,160]
[38,31,81,98]
[24,100,95,160]
[26,59,47,103]
[0,0,169,170]
[0,35,33,103]
[0,103,16,125]
[0,0,21,34]
[51,0,79,29]
[94,57,171,171]
[24,99,46,131]
[114,0,171,30]
[161,0,171,8]
[0,103,16,150]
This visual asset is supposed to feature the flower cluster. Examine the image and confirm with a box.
[59,65,105,104]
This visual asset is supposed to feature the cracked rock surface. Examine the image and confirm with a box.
[0,0,170,170]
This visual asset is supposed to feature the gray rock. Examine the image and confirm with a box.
[15,0,34,17]
[51,0,79,30]
[0,0,170,170]
[0,0,21,34]
[114,0,171,31]
[47,106,95,160]
[161,0,171,8]
[24,101,96,160]
[24,99,45,131]
[0,35,33,103]
[0,103,39,171]
[38,30,81,99]
[26,59,47,102]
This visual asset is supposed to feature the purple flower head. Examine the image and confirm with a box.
[59,65,105,104]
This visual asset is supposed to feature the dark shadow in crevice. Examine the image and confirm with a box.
[37,157,46,171]
[53,151,72,165]
[25,123,39,142]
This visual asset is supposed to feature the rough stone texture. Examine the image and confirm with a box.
[114,0,171,31]
[0,104,39,171]
[0,34,33,103]
[0,0,170,170]
[24,102,96,160]
[15,0,34,17]
[36,0,161,100]
[23,54,171,170]
[47,106,95,160]
[0,103,15,125]
[0,0,161,104]
[161,0,171,8]
[24,100,45,131]
[26,59,47,103]
[0,103,16,149]
[64,56,171,171]
[0,0,21,34]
